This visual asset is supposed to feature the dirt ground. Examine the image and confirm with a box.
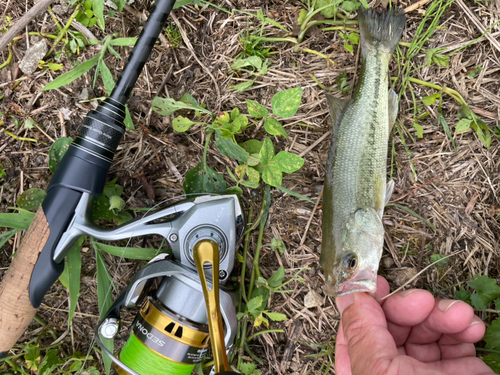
[0,0,499,373]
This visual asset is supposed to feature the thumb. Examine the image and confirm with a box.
[336,293,398,375]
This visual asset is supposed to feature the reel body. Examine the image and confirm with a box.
[90,195,243,375]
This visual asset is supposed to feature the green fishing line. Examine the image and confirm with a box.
[120,333,195,375]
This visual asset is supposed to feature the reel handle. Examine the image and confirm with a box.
[0,207,50,352]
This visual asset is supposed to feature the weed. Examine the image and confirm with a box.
[164,23,182,47]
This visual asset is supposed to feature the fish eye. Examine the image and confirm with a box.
[342,253,358,270]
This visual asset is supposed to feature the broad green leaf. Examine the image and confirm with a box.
[246,100,268,118]
[484,317,500,349]
[180,93,198,106]
[109,195,125,212]
[173,0,194,8]
[224,186,243,196]
[246,167,260,185]
[66,236,84,326]
[277,185,313,203]
[251,285,270,310]
[94,242,171,260]
[348,32,359,45]
[469,275,500,310]
[183,161,226,194]
[233,114,249,131]
[259,137,275,166]
[124,105,135,130]
[98,59,115,95]
[24,343,41,370]
[91,194,132,225]
[42,55,99,90]
[264,118,288,138]
[247,295,263,314]
[316,0,336,18]
[455,118,472,133]
[271,87,302,118]
[264,312,287,321]
[240,180,259,189]
[230,80,255,92]
[240,139,263,154]
[173,116,198,132]
[92,0,105,30]
[454,289,471,304]
[215,130,249,162]
[49,137,73,173]
[412,122,424,138]
[341,1,360,11]
[271,238,286,254]
[344,42,354,52]
[152,97,212,116]
[262,161,282,187]
[230,107,240,120]
[359,0,370,8]
[254,312,269,327]
[246,56,262,69]
[274,151,304,174]
[103,179,122,198]
[422,93,440,106]
[247,154,260,167]
[17,188,46,211]
[268,266,285,288]
[109,38,137,46]
[23,118,36,129]
[0,211,35,229]
[430,253,449,267]
[235,165,246,179]
[240,362,262,375]
[297,9,308,25]
[482,352,500,374]
[39,349,63,375]
[94,245,114,375]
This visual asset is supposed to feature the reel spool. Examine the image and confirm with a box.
[93,195,242,375]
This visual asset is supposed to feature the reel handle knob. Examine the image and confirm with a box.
[193,240,230,373]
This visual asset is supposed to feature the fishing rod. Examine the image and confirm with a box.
[0,1,240,373]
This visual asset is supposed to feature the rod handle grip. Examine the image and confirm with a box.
[0,207,51,351]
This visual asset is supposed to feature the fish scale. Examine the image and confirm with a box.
[321,8,405,297]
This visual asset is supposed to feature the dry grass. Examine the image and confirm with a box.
[0,0,499,374]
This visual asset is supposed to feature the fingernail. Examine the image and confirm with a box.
[399,289,418,298]
[336,294,355,315]
[469,315,483,327]
[438,299,460,312]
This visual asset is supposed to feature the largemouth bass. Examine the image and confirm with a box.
[320,8,405,296]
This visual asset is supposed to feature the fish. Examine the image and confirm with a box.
[320,8,405,297]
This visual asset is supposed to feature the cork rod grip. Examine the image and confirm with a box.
[0,207,51,351]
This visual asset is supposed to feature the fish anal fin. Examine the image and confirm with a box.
[385,179,395,206]
[388,89,398,133]
[326,94,349,129]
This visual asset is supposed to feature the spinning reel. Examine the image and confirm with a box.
[70,194,245,375]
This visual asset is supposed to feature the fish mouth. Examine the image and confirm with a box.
[325,269,377,297]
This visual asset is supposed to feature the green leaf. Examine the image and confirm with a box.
[183,161,226,194]
[341,1,360,11]
[17,188,46,211]
[259,137,275,166]
[95,243,114,375]
[264,118,288,138]
[0,211,35,229]
[348,32,359,45]
[455,118,472,133]
[91,194,132,225]
[124,105,135,130]
[263,161,282,187]
[98,59,115,95]
[103,179,122,198]
[254,312,269,327]
[246,100,269,118]
[39,349,63,375]
[240,139,263,154]
[231,56,262,70]
[230,80,255,92]
[251,285,270,309]
[412,122,424,138]
[66,237,84,326]
[271,87,302,118]
[484,317,500,349]
[23,117,37,129]
[108,195,125,212]
[240,362,262,375]
[273,151,304,174]
[43,55,99,90]
[454,289,471,304]
[24,343,41,371]
[214,130,249,162]
[173,116,199,132]
[268,266,285,288]
[430,253,449,267]
[109,37,137,46]
[49,137,73,173]
[247,295,263,314]
[152,96,212,116]
[438,110,456,151]
[271,238,286,254]
[469,275,500,310]
[92,0,105,30]
[94,242,171,260]
[422,93,440,106]
[264,312,287,321]
[467,66,483,79]
[233,114,249,132]
[277,185,314,203]
[224,186,243,196]
[482,352,500,374]
[495,298,500,311]
[180,93,198,106]
[246,167,260,185]
[344,42,354,53]
[297,9,308,25]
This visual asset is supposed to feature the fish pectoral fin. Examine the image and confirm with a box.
[325,94,349,129]
[388,89,399,133]
[385,179,395,206]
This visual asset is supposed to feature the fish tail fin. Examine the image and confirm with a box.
[358,8,406,56]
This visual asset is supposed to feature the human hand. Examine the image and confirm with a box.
[335,276,494,375]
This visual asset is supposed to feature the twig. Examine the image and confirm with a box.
[0,0,55,52]
[298,130,332,157]
[380,250,464,300]
[300,188,323,246]
[391,173,442,202]
[404,0,431,13]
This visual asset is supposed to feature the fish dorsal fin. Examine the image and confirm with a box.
[326,94,349,129]
[385,179,395,206]
[388,89,398,133]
